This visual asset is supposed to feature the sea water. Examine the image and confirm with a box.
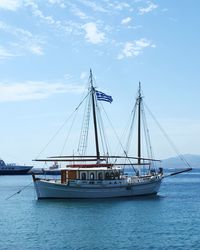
[0,169,199,250]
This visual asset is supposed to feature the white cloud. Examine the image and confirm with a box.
[139,1,158,15]
[118,38,155,59]
[114,2,130,11]
[83,22,105,44]
[26,1,82,36]
[121,17,132,25]
[64,74,73,81]
[72,8,88,20]
[29,45,44,55]
[27,2,55,24]
[0,82,84,102]
[25,1,56,25]
[0,0,158,60]
[80,72,88,80]
[0,21,45,57]
[0,46,15,59]
[48,0,66,8]
[79,0,107,13]
[0,0,21,11]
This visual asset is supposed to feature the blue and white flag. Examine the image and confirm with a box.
[96,91,113,103]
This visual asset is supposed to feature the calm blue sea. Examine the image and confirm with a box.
[0,169,199,250]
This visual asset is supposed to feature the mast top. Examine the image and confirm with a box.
[90,69,94,88]
[138,82,142,100]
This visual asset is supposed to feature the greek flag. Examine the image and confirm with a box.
[96,91,113,103]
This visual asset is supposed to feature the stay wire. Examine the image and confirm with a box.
[97,111,106,156]
[5,182,33,200]
[100,104,137,173]
[35,91,90,159]
[144,102,191,168]
[59,109,79,156]
[125,102,137,155]
[77,92,92,156]
[141,102,154,163]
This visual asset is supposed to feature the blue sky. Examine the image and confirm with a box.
[0,0,200,166]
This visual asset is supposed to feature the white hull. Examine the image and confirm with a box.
[33,177,162,199]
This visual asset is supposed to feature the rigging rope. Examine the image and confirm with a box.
[144,102,191,168]
[97,103,110,157]
[125,102,137,155]
[35,91,91,159]
[77,91,92,156]
[5,182,33,200]
[100,104,137,173]
[59,109,78,156]
[141,102,155,168]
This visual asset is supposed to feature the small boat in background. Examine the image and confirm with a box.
[0,158,33,175]
[42,162,61,175]
[30,162,61,175]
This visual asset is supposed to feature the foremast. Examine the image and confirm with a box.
[137,82,142,165]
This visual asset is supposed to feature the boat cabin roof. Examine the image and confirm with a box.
[61,166,121,171]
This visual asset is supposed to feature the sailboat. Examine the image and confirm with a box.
[32,70,191,199]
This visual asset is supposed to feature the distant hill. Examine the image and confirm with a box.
[162,154,200,168]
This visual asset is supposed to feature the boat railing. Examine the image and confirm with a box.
[69,179,127,186]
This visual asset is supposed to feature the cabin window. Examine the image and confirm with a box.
[90,172,95,180]
[98,172,103,180]
[105,172,110,180]
[81,172,86,180]
[110,171,114,179]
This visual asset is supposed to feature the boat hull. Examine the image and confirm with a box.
[0,166,33,175]
[33,178,162,199]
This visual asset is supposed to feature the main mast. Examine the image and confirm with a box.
[90,69,100,161]
[137,82,142,165]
